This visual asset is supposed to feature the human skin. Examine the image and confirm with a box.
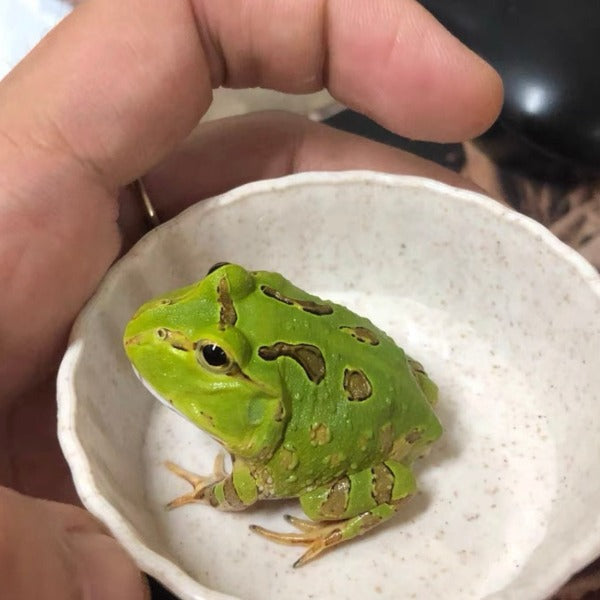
[0,1,502,598]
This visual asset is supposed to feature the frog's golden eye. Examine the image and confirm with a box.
[195,341,233,373]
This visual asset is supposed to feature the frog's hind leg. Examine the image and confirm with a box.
[250,460,416,567]
[407,356,438,406]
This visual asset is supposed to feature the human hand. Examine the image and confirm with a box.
[0,0,502,598]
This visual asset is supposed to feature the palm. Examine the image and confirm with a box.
[2,380,78,504]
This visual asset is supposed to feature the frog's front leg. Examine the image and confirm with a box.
[165,454,258,511]
[251,460,416,567]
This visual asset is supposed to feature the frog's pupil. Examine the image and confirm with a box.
[202,344,228,366]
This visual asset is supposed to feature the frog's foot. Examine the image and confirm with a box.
[252,461,417,567]
[164,453,227,509]
[250,516,345,568]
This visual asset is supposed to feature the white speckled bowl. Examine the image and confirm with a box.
[57,171,600,600]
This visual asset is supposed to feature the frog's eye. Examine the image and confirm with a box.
[195,341,233,373]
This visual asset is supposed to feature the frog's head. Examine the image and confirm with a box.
[123,263,286,461]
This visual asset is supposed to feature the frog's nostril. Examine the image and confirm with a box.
[157,328,169,340]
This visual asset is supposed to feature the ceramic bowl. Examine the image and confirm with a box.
[57,171,600,600]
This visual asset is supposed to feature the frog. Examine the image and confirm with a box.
[123,263,442,567]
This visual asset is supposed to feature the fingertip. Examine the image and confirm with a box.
[432,38,504,141]
[327,0,504,142]
[472,60,504,137]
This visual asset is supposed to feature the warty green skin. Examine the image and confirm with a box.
[124,264,442,562]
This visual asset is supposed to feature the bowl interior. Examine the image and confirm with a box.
[58,172,600,600]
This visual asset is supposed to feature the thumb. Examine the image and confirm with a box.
[0,487,148,600]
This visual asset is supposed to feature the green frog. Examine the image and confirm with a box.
[123,263,442,567]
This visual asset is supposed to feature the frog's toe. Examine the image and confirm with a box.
[164,460,207,488]
[250,523,312,545]
[165,475,212,509]
[166,490,205,510]
[293,529,344,568]
[249,520,344,566]
[283,514,327,532]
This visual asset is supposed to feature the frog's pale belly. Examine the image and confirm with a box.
[132,366,179,415]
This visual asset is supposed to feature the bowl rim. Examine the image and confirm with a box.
[57,170,600,600]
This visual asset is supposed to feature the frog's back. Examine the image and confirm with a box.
[231,268,442,494]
